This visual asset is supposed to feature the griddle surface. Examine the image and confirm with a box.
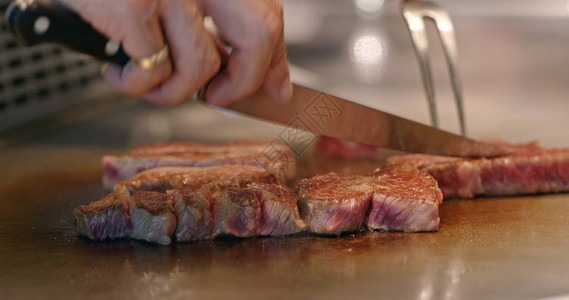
[2,146,569,299]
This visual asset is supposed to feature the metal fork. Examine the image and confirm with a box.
[401,0,466,136]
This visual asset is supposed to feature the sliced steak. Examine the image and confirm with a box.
[386,154,461,169]
[73,186,131,240]
[76,166,303,244]
[212,186,262,237]
[297,173,374,235]
[103,153,295,190]
[130,139,288,156]
[115,165,279,194]
[129,191,176,245]
[170,183,305,241]
[369,166,442,232]
[252,183,306,236]
[104,140,296,189]
[297,167,442,235]
[316,136,569,199]
[168,187,213,241]
[74,187,175,243]
[213,183,306,237]
[388,148,569,198]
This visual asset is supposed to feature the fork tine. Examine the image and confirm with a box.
[401,0,466,136]
[432,7,466,136]
[401,7,438,129]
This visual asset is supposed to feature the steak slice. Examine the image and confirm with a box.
[76,165,303,244]
[297,167,443,234]
[297,173,374,235]
[129,191,176,245]
[103,140,296,189]
[386,154,461,169]
[170,183,305,241]
[74,187,175,243]
[212,183,306,237]
[168,187,214,241]
[103,152,295,190]
[388,148,569,198]
[369,166,442,232]
[130,139,289,156]
[115,165,279,194]
[316,136,569,199]
[212,186,262,237]
[73,186,131,240]
[252,183,306,236]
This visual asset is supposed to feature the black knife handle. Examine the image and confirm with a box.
[5,0,129,66]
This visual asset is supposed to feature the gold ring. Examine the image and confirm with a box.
[132,45,169,69]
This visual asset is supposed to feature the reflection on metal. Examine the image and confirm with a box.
[355,0,384,12]
[354,0,384,18]
[418,279,434,300]
[401,1,467,136]
[349,31,387,84]
[443,257,467,300]
[416,252,468,300]
[351,35,384,64]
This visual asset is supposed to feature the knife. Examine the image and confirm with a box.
[5,0,510,158]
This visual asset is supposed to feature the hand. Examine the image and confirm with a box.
[64,0,292,106]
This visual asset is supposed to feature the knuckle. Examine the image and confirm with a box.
[179,46,220,86]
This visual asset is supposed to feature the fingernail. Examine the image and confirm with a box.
[100,63,109,77]
[279,76,292,103]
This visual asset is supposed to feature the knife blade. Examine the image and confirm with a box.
[5,0,510,157]
[222,85,509,157]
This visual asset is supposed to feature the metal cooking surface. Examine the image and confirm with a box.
[2,145,569,300]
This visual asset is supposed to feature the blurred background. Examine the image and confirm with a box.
[1,0,569,148]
